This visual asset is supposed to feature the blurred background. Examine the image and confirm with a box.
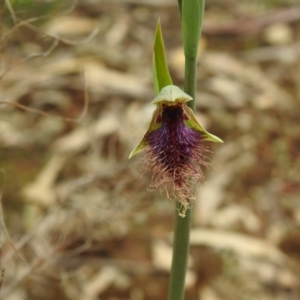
[1,0,300,299]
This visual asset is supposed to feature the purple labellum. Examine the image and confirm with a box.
[144,102,210,211]
[129,85,223,217]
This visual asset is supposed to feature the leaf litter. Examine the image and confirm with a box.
[1,1,300,299]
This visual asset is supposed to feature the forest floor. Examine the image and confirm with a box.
[1,1,300,299]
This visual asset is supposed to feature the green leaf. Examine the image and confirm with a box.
[182,0,205,58]
[152,19,173,94]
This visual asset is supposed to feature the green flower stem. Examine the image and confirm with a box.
[168,1,204,299]
[184,56,197,111]
[167,202,192,300]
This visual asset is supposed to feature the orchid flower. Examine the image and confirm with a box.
[129,85,223,217]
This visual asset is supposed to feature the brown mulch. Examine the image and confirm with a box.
[1,1,300,299]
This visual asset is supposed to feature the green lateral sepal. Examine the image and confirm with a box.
[129,108,161,158]
[184,107,223,143]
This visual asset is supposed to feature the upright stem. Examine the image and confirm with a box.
[184,56,197,110]
[167,203,192,300]
[168,1,203,299]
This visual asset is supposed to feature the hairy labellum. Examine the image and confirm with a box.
[145,103,209,214]
[129,85,223,217]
